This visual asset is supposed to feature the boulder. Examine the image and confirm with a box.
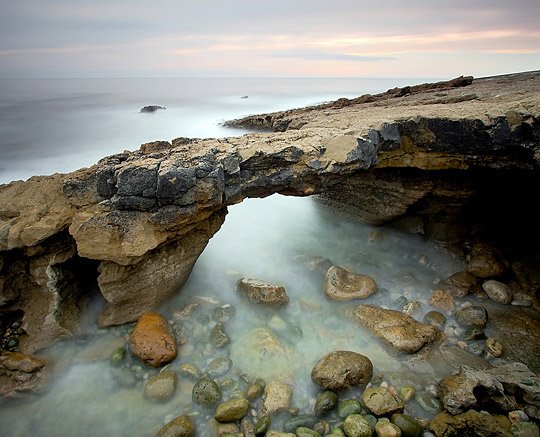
[430,410,511,437]
[344,304,440,353]
[192,377,221,408]
[324,266,377,301]
[466,243,506,278]
[236,278,289,306]
[363,386,404,416]
[311,350,373,391]
[482,280,513,304]
[438,363,540,418]
[143,370,177,402]
[129,312,177,367]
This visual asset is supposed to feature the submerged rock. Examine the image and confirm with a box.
[423,311,446,330]
[0,351,48,396]
[315,390,339,416]
[430,410,511,437]
[390,414,422,437]
[192,376,221,408]
[428,290,455,313]
[210,323,231,348]
[262,380,293,415]
[143,370,177,402]
[375,418,402,437]
[236,278,289,306]
[311,350,373,391]
[156,415,195,437]
[206,356,233,378]
[344,304,440,353]
[343,414,372,437]
[214,398,250,423]
[438,363,540,418]
[129,312,177,367]
[363,386,404,416]
[445,271,477,297]
[324,266,377,301]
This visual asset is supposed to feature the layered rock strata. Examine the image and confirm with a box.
[1,71,539,354]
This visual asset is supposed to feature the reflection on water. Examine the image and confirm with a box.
[0,195,463,436]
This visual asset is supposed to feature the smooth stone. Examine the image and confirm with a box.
[446,271,476,296]
[207,356,233,378]
[156,415,195,437]
[311,350,373,391]
[399,386,416,402]
[510,421,540,437]
[215,398,250,423]
[241,417,256,437]
[212,304,236,322]
[455,306,488,328]
[343,414,373,437]
[395,296,409,308]
[324,265,377,301]
[129,312,177,367]
[144,371,177,402]
[111,347,126,366]
[428,290,455,313]
[464,327,486,341]
[375,418,402,437]
[391,414,423,437]
[314,391,338,417]
[246,377,266,400]
[283,415,317,433]
[365,414,377,431]
[482,280,513,304]
[268,315,288,331]
[486,338,503,357]
[422,311,446,330]
[192,377,221,407]
[236,278,289,306]
[402,301,421,317]
[296,427,321,437]
[262,380,293,415]
[338,399,363,418]
[210,323,231,348]
[512,299,533,307]
[178,363,203,381]
[363,386,404,416]
[254,415,271,435]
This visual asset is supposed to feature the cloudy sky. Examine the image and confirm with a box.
[1,0,539,78]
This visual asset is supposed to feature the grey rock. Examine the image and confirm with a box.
[315,390,338,417]
[510,421,540,437]
[210,323,231,348]
[143,371,177,402]
[342,414,372,437]
[206,356,233,378]
[192,376,221,407]
[215,398,250,423]
[140,105,166,113]
[455,305,488,328]
[363,386,404,416]
[311,350,373,391]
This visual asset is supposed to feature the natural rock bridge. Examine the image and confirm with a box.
[1,72,539,353]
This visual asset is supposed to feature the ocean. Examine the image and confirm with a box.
[0,77,437,184]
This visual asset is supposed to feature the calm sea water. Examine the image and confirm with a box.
[0,77,436,184]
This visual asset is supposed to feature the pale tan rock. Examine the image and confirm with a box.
[429,290,455,313]
[324,266,377,301]
[262,381,293,415]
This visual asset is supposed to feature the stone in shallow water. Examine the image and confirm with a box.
[192,376,221,408]
[486,338,503,357]
[262,380,293,415]
[314,390,338,417]
[210,323,231,348]
[206,356,233,378]
[178,363,202,381]
[324,265,377,301]
[214,398,250,423]
[143,370,177,402]
[390,414,422,437]
[156,415,195,437]
[129,312,177,367]
[446,271,476,297]
[363,386,404,416]
[342,414,372,437]
[338,399,363,418]
[282,414,317,433]
[236,278,289,306]
[399,385,416,402]
[428,290,455,313]
[246,377,266,400]
[482,280,513,304]
[375,418,402,437]
[430,410,511,437]
[311,350,373,391]
[454,305,488,328]
[401,301,421,317]
[344,305,440,353]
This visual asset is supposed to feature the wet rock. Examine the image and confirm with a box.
[430,410,511,437]
[212,304,236,323]
[416,392,442,413]
[402,301,421,317]
[315,390,338,416]
[390,414,422,437]
[210,323,231,348]
[324,266,377,301]
[510,421,540,437]
[464,326,486,341]
[254,415,271,435]
[207,356,233,378]
[208,418,239,436]
[262,380,293,415]
[509,410,529,423]
[241,417,256,437]
[375,418,402,437]
[422,311,446,330]
[178,363,203,381]
[482,280,513,304]
[428,290,455,313]
[111,347,126,366]
[156,415,195,437]
[486,338,503,357]
[311,350,373,391]
[454,305,488,328]
[438,363,540,418]
[399,385,416,402]
[0,351,48,396]
[215,398,250,422]
[144,370,177,402]
[466,243,506,279]
[236,278,289,306]
[283,414,317,433]
[296,427,321,437]
[246,377,266,400]
[446,271,476,297]
[338,399,363,418]
[192,376,221,408]
[0,351,45,373]
[344,305,440,353]
[129,312,177,367]
[363,386,404,416]
[343,414,372,437]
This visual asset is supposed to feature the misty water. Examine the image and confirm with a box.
[0,77,469,436]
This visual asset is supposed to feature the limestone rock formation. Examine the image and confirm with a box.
[0,71,539,361]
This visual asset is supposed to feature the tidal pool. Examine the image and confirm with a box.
[0,195,465,436]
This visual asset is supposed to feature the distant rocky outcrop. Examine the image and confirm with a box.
[140,105,166,113]
[1,71,539,358]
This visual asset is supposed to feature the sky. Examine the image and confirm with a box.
[0,0,539,78]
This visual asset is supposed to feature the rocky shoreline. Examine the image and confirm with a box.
[1,71,540,435]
